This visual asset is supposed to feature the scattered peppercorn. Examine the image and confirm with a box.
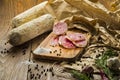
[57,54,59,56]
[30,74,34,79]
[96,54,101,58]
[50,51,52,54]
[12,56,15,58]
[35,76,37,79]
[7,50,9,53]
[38,75,41,79]
[57,54,61,56]
[36,73,39,76]
[49,68,53,72]
[45,73,47,76]
[60,51,62,53]
[41,65,43,68]
[4,51,6,53]
[30,50,33,53]
[47,69,49,72]
[23,51,26,55]
[77,63,80,66]
[36,64,38,67]
[34,66,38,70]
[37,69,39,71]
[43,69,45,72]
[4,43,7,45]
[1,51,3,53]
[84,63,86,66]
[33,60,35,63]
[52,72,54,76]
[28,68,31,72]
[41,71,43,74]
[82,66,84,69]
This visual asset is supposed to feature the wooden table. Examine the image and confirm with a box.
[0,0,75,80]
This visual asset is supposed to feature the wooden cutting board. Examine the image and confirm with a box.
[33,30,91,61]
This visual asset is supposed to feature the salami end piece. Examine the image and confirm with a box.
[59,35,76,49]
[53,22,68,35]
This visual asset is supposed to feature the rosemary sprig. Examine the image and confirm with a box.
[70,70,90,80]
[95,49,116,80]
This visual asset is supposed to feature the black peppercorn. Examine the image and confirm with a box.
[41,65,43,68]
[1,51,3,53]
[52,72,54,76]
[41,71,43,74]
[45,73,47,76]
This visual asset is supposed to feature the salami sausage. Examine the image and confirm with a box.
[58,35,76,49]
[66,32,87,47]
[66,33,85,41]
[12,1,48,28]
[53,22,68,35]
[73,40,87,47]
[8,14,54,46]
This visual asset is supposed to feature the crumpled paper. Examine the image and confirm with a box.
[45,0,120,48]
[46,0,120,74]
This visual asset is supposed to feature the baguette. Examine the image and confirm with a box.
[8,14,54,46]
[12,1,48,28]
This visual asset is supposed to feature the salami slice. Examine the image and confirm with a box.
[50,36,59,46]
[59,35,76,49]
[53,22,68,35]
[73,40,87,47]
[66,33,85,41]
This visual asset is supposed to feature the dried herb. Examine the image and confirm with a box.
[70,70,90,80]
[95,49,117,80]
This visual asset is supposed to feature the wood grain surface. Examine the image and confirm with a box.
[0,0,75,80]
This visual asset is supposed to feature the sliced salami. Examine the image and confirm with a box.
[66,33,85,41]
[58,35,76,49]
[50,36,59,46]
[73,39,87,47]
[53,22,68,35]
